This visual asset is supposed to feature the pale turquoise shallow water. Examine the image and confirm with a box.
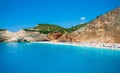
[0,42,120,73]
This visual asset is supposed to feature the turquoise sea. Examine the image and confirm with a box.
[0,42,120,73]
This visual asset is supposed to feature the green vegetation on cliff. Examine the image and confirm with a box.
[23,23,87,34]
[34,24,64,30]
[67,23,87,32]
[24,24,66,34]
[34,24,67,34]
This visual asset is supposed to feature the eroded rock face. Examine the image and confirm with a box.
[0,30,49,42]
[68,7,120,43]
[57,34,71,42]
[16,30,49,42]
[0,30,13,42]
[0,7,120,43]
[47,32,63,41]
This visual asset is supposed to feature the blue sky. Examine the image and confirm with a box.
[0,0,120,32]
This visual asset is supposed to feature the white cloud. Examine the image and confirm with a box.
[80,17,86,21]
[80,17,86,24]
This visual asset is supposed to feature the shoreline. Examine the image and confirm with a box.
[32,41,120,50]
[1,41,120,50]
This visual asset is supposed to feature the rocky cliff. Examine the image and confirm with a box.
[64,7,120,43]
[0,7,120,43]
[0,30,13,42]
[15,30,49,42]
[0,30,48,42]
[47,32,63,41]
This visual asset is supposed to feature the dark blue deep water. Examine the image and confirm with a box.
[0,43,120,73]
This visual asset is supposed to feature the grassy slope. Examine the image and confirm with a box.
[23,23,87,34]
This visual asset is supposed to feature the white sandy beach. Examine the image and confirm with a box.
[32,41,120,50]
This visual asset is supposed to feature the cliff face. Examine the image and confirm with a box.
[15,30,49,42]
[47,32,63,41]
[66,7,120,43]
[0,7,120,43]
[0,30,48,42]
[0,30,13,42]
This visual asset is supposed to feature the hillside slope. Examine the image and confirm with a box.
[66,7,120,43]
[0,7,120,43]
